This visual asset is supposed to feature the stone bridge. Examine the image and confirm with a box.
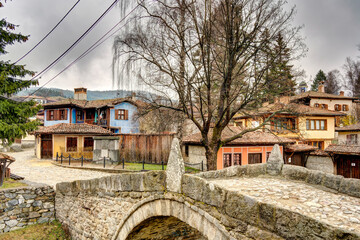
[55,144,360,240]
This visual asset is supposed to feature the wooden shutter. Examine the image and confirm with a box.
[46,110,50,121]
[346,105,349,111]
[64,109,68,120]
[115,110,119,120]
[125,110,129,120]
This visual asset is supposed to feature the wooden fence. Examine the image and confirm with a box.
[117,133,175,164]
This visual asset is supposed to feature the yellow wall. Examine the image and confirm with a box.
[337,131,360,145]
[234,115,335,147]
[53,135,93,159]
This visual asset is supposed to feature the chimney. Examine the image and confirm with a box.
[318,81,325,93]
[74,88,87,100]
[339,91,344,96]
[131,92,136,101]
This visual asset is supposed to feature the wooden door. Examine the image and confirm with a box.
[286,153,303,166]
[41,134,52,159]
[248,153,262,164]
[337,156,360,179]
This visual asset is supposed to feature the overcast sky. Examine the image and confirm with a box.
[1,0,360,91]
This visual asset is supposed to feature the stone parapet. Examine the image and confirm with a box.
[0,186,55,233]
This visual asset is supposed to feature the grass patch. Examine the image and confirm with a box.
[0,220,70,240]
[0,179,27,190]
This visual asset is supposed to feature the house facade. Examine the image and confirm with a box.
[34,123,113,159]
[43,88,140,134]
[335,123,360,145]
[234,102,345,151]
[182,126,295,170]
[290,85,358,117]
[325,145,360,179]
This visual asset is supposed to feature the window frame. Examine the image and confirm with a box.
[115,109,128,120]
[223,153,232,168]
[306,119,327,131]
[48,110,55,121]
[66,137,78,152]
[83,137,94,152]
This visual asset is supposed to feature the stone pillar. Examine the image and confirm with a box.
[266,144,283,176]
[166,138,185,193]
[93,136,120,163]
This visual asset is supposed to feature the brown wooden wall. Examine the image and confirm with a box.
[118,134,175,163]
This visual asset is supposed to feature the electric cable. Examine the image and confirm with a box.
[26,1,145,99]
[29,0,119,83]
[14,0,81,64]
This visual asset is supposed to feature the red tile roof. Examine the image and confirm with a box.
[285,144,317,152]
[325,144,360,155]
[182,126,295,146]
[335,123,360,132]
[290,91,357,101]
[43,98,145,109]
[35,123,112,135]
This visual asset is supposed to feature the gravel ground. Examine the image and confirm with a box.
[4,149,113,188]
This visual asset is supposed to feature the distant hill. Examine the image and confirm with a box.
[16,87,153,101]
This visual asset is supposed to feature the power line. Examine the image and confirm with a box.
[14,0,81,65]
[29,0,119,83]
[26,1,145,99]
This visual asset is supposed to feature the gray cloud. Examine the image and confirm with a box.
[1,0,360,91]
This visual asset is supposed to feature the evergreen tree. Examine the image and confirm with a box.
[0,3,40,146]
[311,70,326,91]
[263,32,296,101]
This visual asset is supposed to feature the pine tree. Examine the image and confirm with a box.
[311,70,326,91]
[263,32,296,102]
[0,3,40,147]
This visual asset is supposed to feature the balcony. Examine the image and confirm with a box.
[98,119,107,126]
[85,119,96,124]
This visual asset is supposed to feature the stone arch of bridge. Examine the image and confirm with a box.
[112,196,234,240]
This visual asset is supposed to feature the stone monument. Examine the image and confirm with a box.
[166,138,185,193]
[266,144,283,176]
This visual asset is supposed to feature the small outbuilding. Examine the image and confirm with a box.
[325,145,360,179]
[182,126,296,170]
[34,123,113,159]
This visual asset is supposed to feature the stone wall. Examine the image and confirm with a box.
[56,161,360,239]
[55,172,166,240]
[0,186,55,233]
[182,145,207,171]
[306,155,334,174]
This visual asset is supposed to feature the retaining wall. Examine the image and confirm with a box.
[0,186,55,233]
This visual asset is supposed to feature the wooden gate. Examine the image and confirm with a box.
[337,156,360,179]
[248,153,262,164]
[41,134,53,159]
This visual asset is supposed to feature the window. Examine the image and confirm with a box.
[334,104,341,111]
[321,104,328,110]
[115,109,128,120]
[306,119,327,130]
[185,145,189,157]
[223,154,232,168]
[314,103,319,108]
[342,105,349,111]
[66,137,77,152]
[233,153,242,165]
[83,137,94,151]
[248,153,262,164]
[306,141,324,150]
[346,134,358,145]
[271,118,296,131]
[46,109,68,121]
[266,152,271,161]
[76,110,84,121]
[48,110,54,120]
[60,109,66,120]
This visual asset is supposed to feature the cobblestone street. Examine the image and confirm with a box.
[5,149,113,188]
[210,176,360,233]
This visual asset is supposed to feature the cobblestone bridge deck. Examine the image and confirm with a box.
[210,176,360,234]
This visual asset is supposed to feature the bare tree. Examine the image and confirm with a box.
[325,69,341,94]
[344,57,360,97]
[114,0,305,170]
